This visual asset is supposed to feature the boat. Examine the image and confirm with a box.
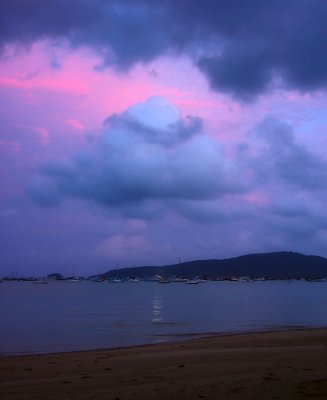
[126,278,140,283]
[158,278,170,283]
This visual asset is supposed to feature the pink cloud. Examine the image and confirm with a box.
[33,127,50,146]
[242,193,269,207]
[65,119,86,130]
[0,76,87,94]
[1,42,245,148]
[11,124,50,146]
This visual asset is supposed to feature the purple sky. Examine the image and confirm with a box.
[2,1,327,277]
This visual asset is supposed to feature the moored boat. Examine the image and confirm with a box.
[158,278,170,283]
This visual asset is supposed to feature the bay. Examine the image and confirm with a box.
[1,280,327,355]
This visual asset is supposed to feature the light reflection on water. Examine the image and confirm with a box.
[152,296,163,324]
[1,280,327,355]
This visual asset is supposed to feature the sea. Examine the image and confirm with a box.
[1,280,327,355]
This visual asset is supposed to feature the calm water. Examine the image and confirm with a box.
[1,280,327,355]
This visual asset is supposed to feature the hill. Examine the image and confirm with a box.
[102,252,327,280]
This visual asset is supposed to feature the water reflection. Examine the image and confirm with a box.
[152,296,163,323]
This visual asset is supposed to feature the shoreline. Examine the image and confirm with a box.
[1,324,323,358]
[2,327,327,399]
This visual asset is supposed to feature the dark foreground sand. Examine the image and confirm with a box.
[2,329,327,400]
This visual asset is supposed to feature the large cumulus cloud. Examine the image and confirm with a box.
[28,97,243,218]
[28,97,327,231]
[2,1,327,100]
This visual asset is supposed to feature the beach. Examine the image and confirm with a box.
[1,329,327,399]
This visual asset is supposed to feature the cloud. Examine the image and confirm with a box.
[27,97,327,234]
[95,234,151,259]
[28,96,243,217]
[0,1,174,69]
[66,119,85,130]
[248,116,327,189]
[181,1,327,100]
[198,46,273,102]
[33,127,50,146]
[270,194,311,218]
[171,198,253,223]
[108,96,202,148]
[27,175,60,206]
[2,1,327,100]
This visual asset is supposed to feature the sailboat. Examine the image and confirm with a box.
[66,264,80,282]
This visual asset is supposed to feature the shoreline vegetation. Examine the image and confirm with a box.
[2,328,327,399]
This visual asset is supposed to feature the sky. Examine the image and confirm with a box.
[2,0,327,277]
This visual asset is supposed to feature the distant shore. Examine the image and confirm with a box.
[2,328,327,399]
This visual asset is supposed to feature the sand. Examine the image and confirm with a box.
[1,329,327,399]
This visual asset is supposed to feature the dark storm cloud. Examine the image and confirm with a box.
[198,46,274,101]
[175,0,327,99]
[2,1,327,99]
[0,0,176,70]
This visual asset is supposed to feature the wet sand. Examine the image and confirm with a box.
[1,328,327,399]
